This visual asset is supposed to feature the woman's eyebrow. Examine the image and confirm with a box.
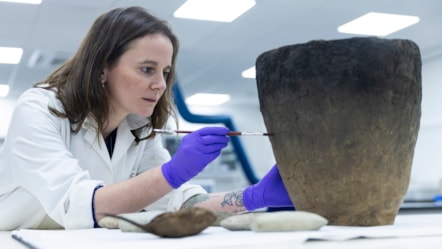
[139,60,157,65]
[139,60,171,69]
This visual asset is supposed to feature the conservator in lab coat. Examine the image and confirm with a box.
[0,7,293,230]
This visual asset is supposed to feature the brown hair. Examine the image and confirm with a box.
[34,6,179,142]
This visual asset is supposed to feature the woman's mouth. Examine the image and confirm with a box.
[143,97,156,103]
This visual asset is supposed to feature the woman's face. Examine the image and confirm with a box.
[103,33,173,120]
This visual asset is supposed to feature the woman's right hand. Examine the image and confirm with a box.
[161,126,230,188]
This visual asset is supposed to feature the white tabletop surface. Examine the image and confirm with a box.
[2,213,442,249]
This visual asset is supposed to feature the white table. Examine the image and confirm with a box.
[2,213,442,249]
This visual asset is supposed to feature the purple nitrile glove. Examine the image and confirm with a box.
[243,164,294,211]
[161,126,230,188]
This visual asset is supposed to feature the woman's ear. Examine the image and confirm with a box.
[101,69,108,88]
[101,71,107,83]
[101,64,111,83]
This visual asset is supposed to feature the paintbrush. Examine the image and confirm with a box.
[153,129,273,136]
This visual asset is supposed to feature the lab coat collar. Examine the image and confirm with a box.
[80,114,151,164]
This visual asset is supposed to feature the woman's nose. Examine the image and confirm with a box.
[152,73,167,90]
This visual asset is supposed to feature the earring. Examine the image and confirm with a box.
[101,73,106,87]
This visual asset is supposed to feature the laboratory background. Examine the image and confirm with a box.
[0,0,441,203]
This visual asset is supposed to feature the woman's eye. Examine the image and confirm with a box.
[141,67,154,74]
[163,71,171,79]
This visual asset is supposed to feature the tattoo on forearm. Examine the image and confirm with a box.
[221,190,244,207]
[182,194,210,208]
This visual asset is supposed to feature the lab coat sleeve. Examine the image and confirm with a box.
[8,89,103,229]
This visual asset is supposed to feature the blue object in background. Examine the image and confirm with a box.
[172,82,259,184]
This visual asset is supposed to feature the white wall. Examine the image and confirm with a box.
[181,104,275,178]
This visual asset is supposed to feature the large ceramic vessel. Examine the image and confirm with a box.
[256,37,422,226]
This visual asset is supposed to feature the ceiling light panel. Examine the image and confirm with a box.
[241,66,256,79]
[174,0,256,22]
[0,84,10,97]
[338,12,420,37]
[186,93,230,106]
[0,0,42,4]
[0,47,23,64]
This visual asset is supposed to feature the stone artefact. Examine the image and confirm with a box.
[220,211,327,232]
[250,211,328,232]
[220,212,262,231]
[255,37,422,226]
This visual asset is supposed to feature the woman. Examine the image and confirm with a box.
[0,6,292,230]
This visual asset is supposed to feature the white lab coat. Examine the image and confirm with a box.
[0,88,206,230]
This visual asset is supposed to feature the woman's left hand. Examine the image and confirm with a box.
[242,164,294,211]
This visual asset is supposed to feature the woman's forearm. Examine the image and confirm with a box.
[93,166,173,221]
[182,190,247,215]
